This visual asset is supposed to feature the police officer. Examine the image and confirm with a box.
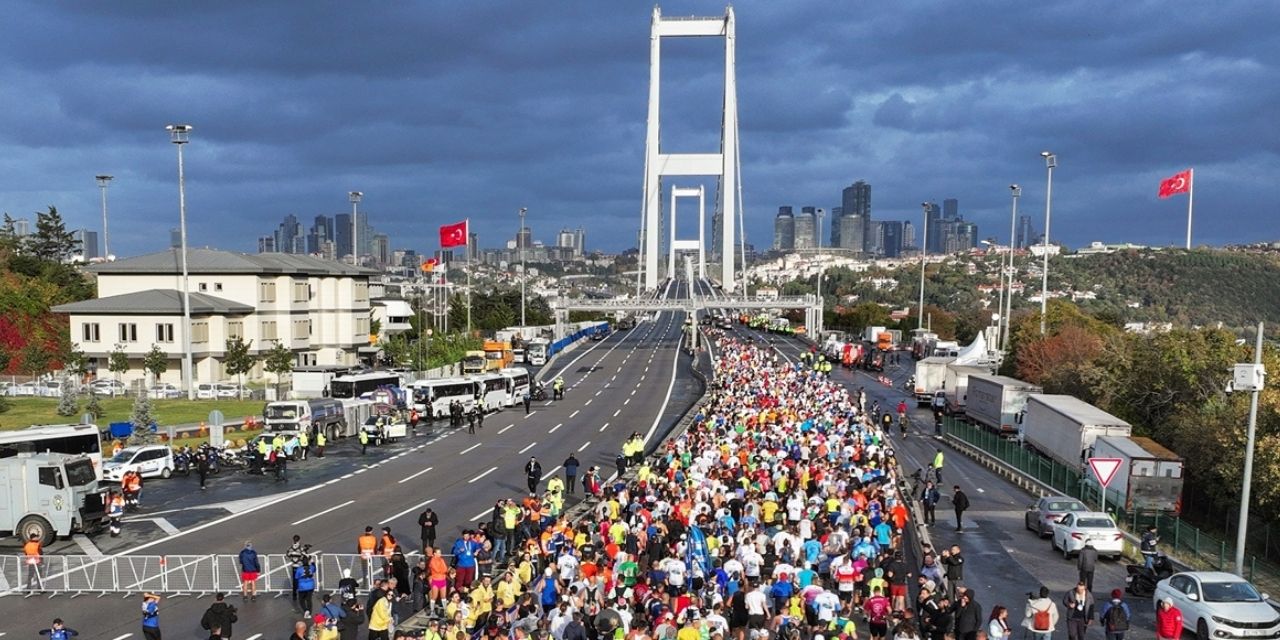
[359,429,370,455]
[316,430,326,458]
[298,429,310,460]
[523,392,532,414]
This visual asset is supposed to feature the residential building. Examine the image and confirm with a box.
[12,218,30,237]
[52,249,376,389]
[773,207,795,251]
[903,221,916,250]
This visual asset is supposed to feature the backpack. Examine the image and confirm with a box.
[1104,604,1129,631]
[1033,606,1051,631]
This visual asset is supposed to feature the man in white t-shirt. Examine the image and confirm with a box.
[814,588,840,623]
[557,550,580,584]
[786,494,804,523]
[744,584,771,629]
[741,547,764,582]
[661,555,686,595]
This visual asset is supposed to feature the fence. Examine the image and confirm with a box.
[946,417,1280,592]
[0,552,422,597]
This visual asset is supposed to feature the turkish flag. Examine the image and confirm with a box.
[1158,169,1192,199]
[420,258,438,272]
[439,220,468,248]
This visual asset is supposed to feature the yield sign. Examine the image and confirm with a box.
[1088,457,1124,487]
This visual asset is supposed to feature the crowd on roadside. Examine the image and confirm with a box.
[38,331,1165,640]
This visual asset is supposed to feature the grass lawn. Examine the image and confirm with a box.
[0,397,265,431]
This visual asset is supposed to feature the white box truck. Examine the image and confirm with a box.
[964,374,1043,435]
[1089,435,1185,514]
[0,453,107,545]
[942,364,990,414]
[1021,394,1132,469]
[914,356,955,404]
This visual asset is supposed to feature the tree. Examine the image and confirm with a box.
[25,206,79,262]
[56,377,78,417]
[128,393,158,444]
[142,344,169,391]
[263,340,294,398]
[85,391,104,421]
[63,347,88,380]
[107,345,130,391]
[19,341,51,379]
[223,337,257,399]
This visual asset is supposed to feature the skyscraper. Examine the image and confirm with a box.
[943,198,959,220]
[773,207,795,251]
[272,214,304,254]
[903,221,916,250]
[333,212,372,260]
[830,207,842,248]
[12,218,30,237]
[307,215,334,254]
[881,221,904,258]
[924,202,943,253]
[794,207,817,250]
[1017,215,1034,249]
[72,229,100,260]
[841,180,872,253]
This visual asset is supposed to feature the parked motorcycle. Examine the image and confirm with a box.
[173,452,191,476]
[1124,553,1174,597]
[532,385,547,402]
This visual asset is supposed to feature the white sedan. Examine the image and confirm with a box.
[1050,511,1125,559]
[1154,572,1280,640]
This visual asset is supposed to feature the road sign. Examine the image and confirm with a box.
[208,410,225,427]
[1088,457,1123,487]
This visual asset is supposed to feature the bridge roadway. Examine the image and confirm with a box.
[2,279,702,638]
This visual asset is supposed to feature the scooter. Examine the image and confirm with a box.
[1124,553,1174,597]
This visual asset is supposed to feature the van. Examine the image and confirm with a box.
[196,383,218,400]
[103,445,175,480]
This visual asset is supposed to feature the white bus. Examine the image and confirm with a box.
[330,372,402,400]
[471,373,509,413]
[0,423,104,478]
[411,378,477,420]
[499,367,531,407]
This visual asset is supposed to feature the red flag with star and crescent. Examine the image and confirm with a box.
[1158,170,1192,199]
[439,220,468,248]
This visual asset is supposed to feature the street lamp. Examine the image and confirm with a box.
[349,191,363,266]
[1233,322,1267,575]
[1005,185,1021,351]
[519,207,528,327]
[165,124,195,400]
[918,202,929,330]
[1039,152,1056,335]
[95,175,113,260]
[816,208,825,336]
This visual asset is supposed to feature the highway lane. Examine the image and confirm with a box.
[4,280,703,638]
[755,330,1158,639]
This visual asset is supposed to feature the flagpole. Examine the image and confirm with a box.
[465,218,472,336]
[1185,168,1194,250]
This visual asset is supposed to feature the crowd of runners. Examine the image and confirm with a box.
[35,332,1151,640]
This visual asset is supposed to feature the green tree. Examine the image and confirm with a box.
[128,393,158,444]
[223,337,257,398]
[85,391,104,421]
[263,340,294,398]
[25,206,79,262]
[19,341,51,378]
[63,347,88,379]
[142,344,169,391]
[108,345,130,388]
[56,377,78,417]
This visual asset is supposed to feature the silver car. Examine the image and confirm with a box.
[1024,495,1088,537]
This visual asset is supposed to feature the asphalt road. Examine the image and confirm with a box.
[3,279,703,639]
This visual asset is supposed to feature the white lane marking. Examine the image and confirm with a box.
[110,635,133,640]
[471,507,495,522]
[519,441,538,454]
[499,423,515,434]
[379,498,437,526]
[544,401,554,406]
[73,534,105,559]
[325,478,341,485]
[461,443,481,455]
[245,635,262,640]
[641,332,683,446]
[613,409,621,417]
[630,389,637,396]
[570,410,580,418]
[541,464,562,480]
[524,412,536,419]
[469,466,498,483]
[549,423,563,433]
[398,466,434,484]
[640,375,646,381]
[578,441,591,452]
[354,468,367,475]
[291,499,354,526]
[624,398,631,405]
[595,390,602,396]
[585,399,593,406]
[611,375,617,381]
[599,422,610,432]
[342,473,354,479]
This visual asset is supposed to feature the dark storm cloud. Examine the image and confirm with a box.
[0,1,1275,258]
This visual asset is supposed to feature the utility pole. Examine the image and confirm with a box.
[918,202,929,329]
[1234,321,1266,575]
[96,175,113,259]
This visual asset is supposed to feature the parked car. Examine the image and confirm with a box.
[1050,511,1125,559]
[36,380,63,398]
[10,381,40,397]
[90,379,127,397]
[103,444,175,480]
[150,383,183,399]
[216,382,246,399]
[1025,495,1089,537]
[1154,572,1280,640]
[195,383,218,400]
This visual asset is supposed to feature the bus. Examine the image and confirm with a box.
[526,339,549,366]
[471,372,509,413]
[330,372,402,400]
[0,423,104,478]
[499,367,531,407]
[411,378,477,420]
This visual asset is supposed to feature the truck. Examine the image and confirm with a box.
[482,340,514,371]
[911,330,939,360]
[526,339,549,366]
[1087,435,1185,514]
[291,365,355,399]
[862,326,887,343]
[0,453,107,545]
[914,357,955,404]
[963,374,1042,435]
[1021,394,1133,469]
[462,351,487,375]
[262,398,347,440]
[942,363,990,414]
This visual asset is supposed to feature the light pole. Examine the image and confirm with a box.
[1004,185,1021,351]
[816,208,825,336]
[519,207,527,327]
[1039,152,1056,335]
[96,175,113,260]
[349,191,363,266]
[1234,322,1266,575]
[918,202,929,330]
[981,239,1004,348]
[165,124,195,400]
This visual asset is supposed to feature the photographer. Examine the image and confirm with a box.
[200,592,238,639]
[1022,587,1059,640]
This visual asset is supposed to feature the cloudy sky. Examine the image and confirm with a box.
[0,1,1276,257]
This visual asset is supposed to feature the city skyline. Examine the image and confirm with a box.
[0,3,1275,258]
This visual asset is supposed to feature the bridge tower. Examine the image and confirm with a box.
[641,6,741,292]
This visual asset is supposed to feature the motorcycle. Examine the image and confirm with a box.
[1124,553,1174,597]
[532,385,547,402]
[903,376,916,392]
[173,452,191,476]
